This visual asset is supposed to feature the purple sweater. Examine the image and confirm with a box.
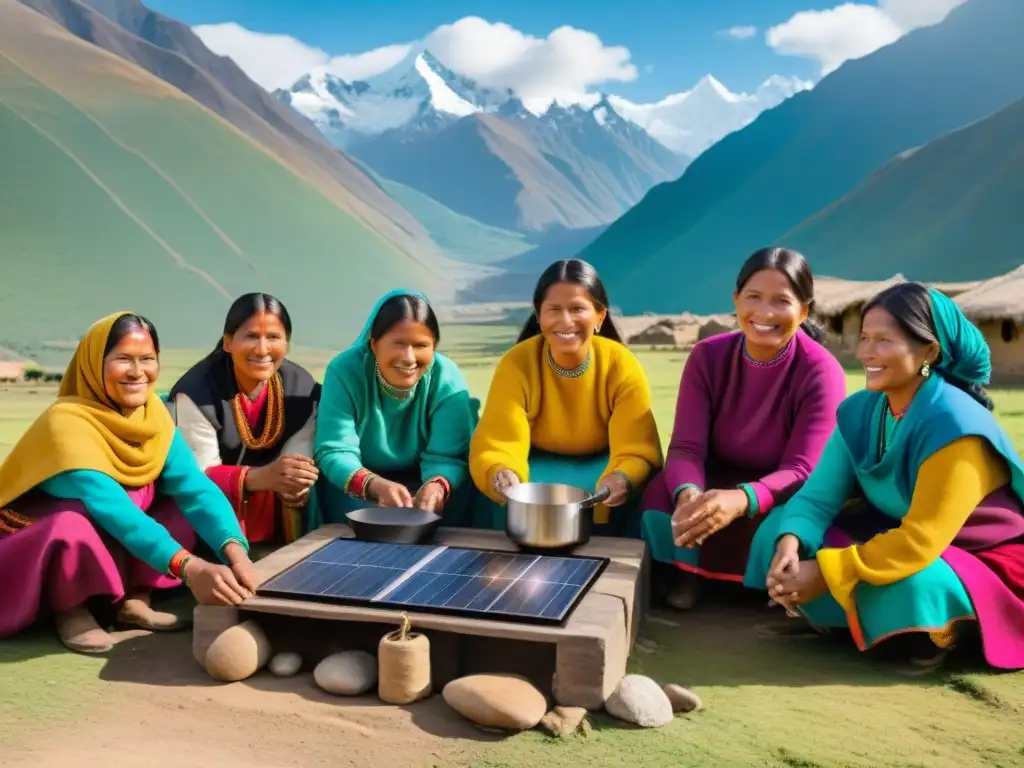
[656,329,847,515]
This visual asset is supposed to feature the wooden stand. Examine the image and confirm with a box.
[193,525,648,711]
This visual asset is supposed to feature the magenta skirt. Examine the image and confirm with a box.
[0,484,196,638]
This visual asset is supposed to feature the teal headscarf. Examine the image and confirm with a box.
[928,287,991,387]
[350,288,430,352]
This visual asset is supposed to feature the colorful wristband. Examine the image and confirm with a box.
[424,475,452,500]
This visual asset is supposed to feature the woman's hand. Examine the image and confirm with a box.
[221,541,261,592]
[770,558,828,607]
[672,488,749,548]
[596,472,631,507]
[247,455,318,496]
[279,487,310,508]
[492,469,520,499]
[370,477,414,507]
[414,480,447,514]
[766,534,801,612]
[184,558,253,606]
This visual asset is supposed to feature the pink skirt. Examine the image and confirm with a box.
[0,483,196,638]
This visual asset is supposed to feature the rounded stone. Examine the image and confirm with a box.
[269,651,303,677]
[663,683,703,713]
[604,674,673,727]
[442,674,547,730]
[313,650,377,696]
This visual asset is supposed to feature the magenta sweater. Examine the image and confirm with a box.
[647,329,847,515]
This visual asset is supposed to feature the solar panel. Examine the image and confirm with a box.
[257,538,608,626]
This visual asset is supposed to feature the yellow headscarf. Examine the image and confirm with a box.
[0,312,175,509]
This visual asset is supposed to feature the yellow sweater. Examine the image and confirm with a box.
[817,436,1009,612]
[469,335,663,505]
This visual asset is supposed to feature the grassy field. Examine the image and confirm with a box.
[2,324,1024,767]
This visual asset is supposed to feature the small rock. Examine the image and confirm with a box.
[269,652,302,677]
[604,675,673,728]
[313,650,377,695]
[663,683,702,713]
[443,674,547,730]
[538,706,589,738]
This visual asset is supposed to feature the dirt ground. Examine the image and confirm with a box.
[1,627,496,768]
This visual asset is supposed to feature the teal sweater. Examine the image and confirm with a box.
[39,430,247,574]
[315,349,475,490]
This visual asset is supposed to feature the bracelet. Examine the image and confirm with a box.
[425,475,451,500]
[179,556,192,587]
[345,468,377,500]
[167,548,192,580]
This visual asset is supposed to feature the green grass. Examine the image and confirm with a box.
[2,325,1024,766]
[0,50,441,350]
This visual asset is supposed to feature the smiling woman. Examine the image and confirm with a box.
[469,259,663,537]
[639,247,848,610]
[314,289,478,525]
[168,294,322,547]
[0,312,258,654]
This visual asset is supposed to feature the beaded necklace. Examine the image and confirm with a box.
[375,361,415,400]
[546,345,591,379]
[741,337,794,369]
[877,398,912,459]
[232,373,284,450]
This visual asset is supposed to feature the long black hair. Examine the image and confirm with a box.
[517,259,623,344]
[104,313,160,356]
[370,294,440,344]
[735,247,823,342]
[862,282,994,410]
[210,293,292,357]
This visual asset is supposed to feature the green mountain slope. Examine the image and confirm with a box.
[350,159,531,265]
[578,0,1024,314]
[0,0,443,348]
[15,0,443,267]
[782,95,1024,281]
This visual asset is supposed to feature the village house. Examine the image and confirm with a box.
[955,265,1024,384]
[811,274,981,361]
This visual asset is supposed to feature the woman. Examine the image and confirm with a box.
[0,312,259,654]
[640,247,847,610]
[470,259,662,537]
[315,289,476,524]
[753,282,1024,670]
[169,293,321,545]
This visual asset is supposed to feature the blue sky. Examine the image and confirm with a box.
[146,0,845,99]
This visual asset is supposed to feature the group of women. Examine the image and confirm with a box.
[1,249,1022,673]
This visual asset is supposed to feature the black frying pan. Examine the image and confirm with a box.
[345,506,442,544]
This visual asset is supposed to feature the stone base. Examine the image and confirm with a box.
[193,525,647,710]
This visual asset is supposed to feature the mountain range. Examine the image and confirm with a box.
[3,0,1020,349]
[273,52,805,234]
[579,0,1024,315]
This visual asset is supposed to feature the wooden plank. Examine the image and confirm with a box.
[552,592,626,710]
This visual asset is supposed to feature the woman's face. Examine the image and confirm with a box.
[103,328,159,412]
[371,319,436,389]
[857,306,937,392]
[538,281,606,359]
[223,311,288,387]
[733,268,807,352]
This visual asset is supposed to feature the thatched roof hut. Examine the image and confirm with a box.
[955,266,1024,382]
[955,265,1024,324]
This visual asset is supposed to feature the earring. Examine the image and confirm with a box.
[596,323,603,333]
[920,361,931,378]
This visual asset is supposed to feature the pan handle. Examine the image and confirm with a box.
[579,485,611,509]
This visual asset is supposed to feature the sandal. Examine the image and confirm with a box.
[55,607,114,654]
[116,596,190,632]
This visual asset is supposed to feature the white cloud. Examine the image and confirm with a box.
[424,17,637,106]
[193,16,636,104]
[766,0,968,76]
[193,23,413,90]
[719,25,758,40]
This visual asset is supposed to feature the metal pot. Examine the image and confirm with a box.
[503,483,611,550]
[346,506,442,544]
